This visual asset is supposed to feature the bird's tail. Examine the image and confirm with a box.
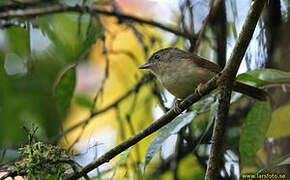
[233,81,268,101]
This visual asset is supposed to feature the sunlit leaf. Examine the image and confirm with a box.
[240,101,271,166]
[266,103,290,138]
[54,65,76,117]
[145,111,197,168]
[111,147,132,179]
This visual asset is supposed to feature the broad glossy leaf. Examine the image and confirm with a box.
[145,111,197,167]
[240,101,271,166]
[246,69,290,82]
[237,69,290,85]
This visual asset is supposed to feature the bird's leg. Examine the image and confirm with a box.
[173,99,183,114]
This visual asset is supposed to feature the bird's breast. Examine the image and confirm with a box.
[159,65,215,99]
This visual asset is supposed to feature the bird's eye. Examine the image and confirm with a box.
[154,54,160,59]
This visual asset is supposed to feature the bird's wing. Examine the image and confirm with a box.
[192,55,223,73]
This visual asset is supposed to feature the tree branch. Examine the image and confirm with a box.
[64,73,221,180]
[1,1,268,179]
[205,1,267,179]
[64,1,267,178]
[0,4,193,40]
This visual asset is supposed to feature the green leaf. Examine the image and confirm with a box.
[236,73,265,85]
[54,65,76,117]
[111,147,132,180]
[239,101,271,166]
[266,103,290,138]
[237,68,290,85]
[145,111,197,168]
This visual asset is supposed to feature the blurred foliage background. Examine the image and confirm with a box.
[0,0,290,179]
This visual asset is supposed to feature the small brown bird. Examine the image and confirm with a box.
[139,47,267,101]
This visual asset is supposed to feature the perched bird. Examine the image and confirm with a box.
[139,47,267,102]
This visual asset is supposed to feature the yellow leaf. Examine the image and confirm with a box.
[266,103,290,138]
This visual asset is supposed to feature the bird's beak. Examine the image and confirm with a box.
[138,63,152,69]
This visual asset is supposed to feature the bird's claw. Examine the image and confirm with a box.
[196,83,204,96]
[173,99,183,114]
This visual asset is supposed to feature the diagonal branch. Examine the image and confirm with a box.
[64,72,222,180]
[0,4,193,40]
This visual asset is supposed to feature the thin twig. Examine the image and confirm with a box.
[68,38,110,151]
[112,2,148,54]
[0,4,193,40]
[192,0,215,53]
[53,74,154,143]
